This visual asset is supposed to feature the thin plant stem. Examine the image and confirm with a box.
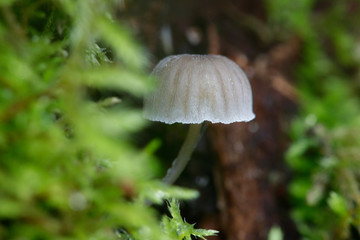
[163,123,203,185]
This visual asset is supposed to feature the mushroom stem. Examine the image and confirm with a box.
[162,123,203,185]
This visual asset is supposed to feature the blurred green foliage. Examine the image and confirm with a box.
[268,0,360,239]
[267,226,283,240]
[0,1,217,239]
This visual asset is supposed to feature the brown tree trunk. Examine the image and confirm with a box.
[208,38,300,240]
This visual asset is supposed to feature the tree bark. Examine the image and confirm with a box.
[209,38,300,240]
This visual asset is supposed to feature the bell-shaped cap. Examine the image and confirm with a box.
[144,54,255,124]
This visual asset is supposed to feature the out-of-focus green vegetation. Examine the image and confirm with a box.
[0,1,217,239]
[267,0,360,239]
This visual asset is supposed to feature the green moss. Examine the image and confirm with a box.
[0,1,216,239]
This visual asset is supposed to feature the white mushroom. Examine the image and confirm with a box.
[144,54,255,184]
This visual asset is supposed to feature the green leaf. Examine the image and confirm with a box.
[0,0,17,6]
[162,199,218,240]
[327,192,348,217]
[289,179,312,199]
[96,18,147,69]
[286,138,318,160]
[268,226,283,240]
[77,67,149,96]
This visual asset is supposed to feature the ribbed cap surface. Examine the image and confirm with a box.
[144,54,255,124]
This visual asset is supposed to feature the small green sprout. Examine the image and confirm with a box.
[162,199,218,240]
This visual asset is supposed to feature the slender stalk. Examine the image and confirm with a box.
[162,124,203,185]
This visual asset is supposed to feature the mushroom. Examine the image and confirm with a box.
[144,54,255,185]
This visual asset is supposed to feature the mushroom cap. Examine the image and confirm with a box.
[144,54,255,124]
